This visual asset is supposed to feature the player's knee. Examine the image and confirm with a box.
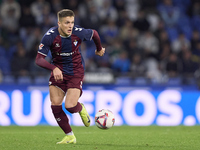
[51,99,63,106]
[65,101,77,108]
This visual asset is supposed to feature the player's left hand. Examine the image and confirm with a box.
[95,47,105,56]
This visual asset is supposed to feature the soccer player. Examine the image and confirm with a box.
[35,9,105,144]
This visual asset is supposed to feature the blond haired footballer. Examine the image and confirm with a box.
[35,9,105,144]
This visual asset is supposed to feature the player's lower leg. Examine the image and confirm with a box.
[66,102,90,127]
[51,105,76,144]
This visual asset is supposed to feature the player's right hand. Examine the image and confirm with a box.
[53,67,63,82]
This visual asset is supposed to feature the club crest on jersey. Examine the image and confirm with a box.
[55,43,60,47]
[39,43,44,50]
[73,40,78,46]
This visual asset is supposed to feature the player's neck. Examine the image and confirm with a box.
[58,28,71,38]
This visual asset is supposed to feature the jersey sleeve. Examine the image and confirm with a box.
[74,26,93,41]
[82,28,93,41]
[38,34,52,56]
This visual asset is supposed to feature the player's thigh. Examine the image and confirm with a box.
[49,85,65,105]
[65,88,81,108]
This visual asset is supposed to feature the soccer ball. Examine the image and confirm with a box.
[95,109,115,129]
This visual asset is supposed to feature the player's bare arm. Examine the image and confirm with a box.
[95,47,105,56]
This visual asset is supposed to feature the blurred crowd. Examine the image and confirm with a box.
[0,0,200,85]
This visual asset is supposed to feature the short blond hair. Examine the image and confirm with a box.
[57,9,75,21]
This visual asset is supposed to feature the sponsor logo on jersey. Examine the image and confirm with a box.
[80,81,82,89]
[55,43,60,47]
[73,40,78,46]
[56,118,61,121]
[39,43,44,50]
[56,51,77,56]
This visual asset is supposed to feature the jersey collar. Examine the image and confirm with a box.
[60,34,71,38]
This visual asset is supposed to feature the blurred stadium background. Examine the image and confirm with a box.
[0,0,200,126]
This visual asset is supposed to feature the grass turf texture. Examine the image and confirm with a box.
[0,126,200,150]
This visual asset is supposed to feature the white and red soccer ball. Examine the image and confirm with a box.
[95,109,115,129]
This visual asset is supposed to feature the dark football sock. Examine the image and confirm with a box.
[66,102,82,113]
[51,105,72,134]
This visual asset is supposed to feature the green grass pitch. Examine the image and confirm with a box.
[0,126,200,150]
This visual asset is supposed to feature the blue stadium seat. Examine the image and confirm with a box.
[0,56,10,75]
[177,15,192,39]
[177,15,191,29]
[165,27,179,42]
[173,0,190,13]
[17,76,32,84]
[34,76,49,85]
[184,77,196,85]
[0,46,6,57]
[180,26,192,40]
[115,77,132,85]
[7,45,17,60]
[173,0,182,5]
[2,75,15,84]
[167,77,182,86]
[191,16,200,32]
[132,77,148,85]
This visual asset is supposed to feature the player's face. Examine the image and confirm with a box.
[58,16,74,36]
